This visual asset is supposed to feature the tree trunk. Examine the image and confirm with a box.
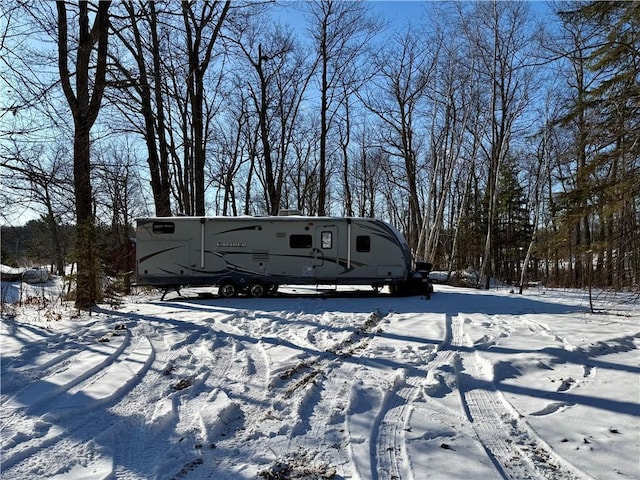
[255,44,279,215]
[73,125,98,308]
[319,44,329,216]
[57,1,111,310]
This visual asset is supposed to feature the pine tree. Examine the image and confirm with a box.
[495,157,533,285]
[581,2,640,289]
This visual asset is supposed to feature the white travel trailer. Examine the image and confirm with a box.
[135,214,433,298]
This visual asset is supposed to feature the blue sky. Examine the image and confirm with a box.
[273,1,555,40]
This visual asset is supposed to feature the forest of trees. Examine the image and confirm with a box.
[1,1,638,308]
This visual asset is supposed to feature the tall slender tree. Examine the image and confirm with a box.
[458,1,536,288]
[182,0,231,216]
[361,28,435,250]
[307,0,379,216]
[109,2,172,216]
[580,2,640,289]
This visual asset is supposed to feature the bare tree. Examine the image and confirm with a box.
[287,114,320,215]
[1,141,74,276]
[57,0,111,309]
[93,140,145,243]
[307,0,379,216]
[1,2,79,278]
[228,14,313,215]
[108,2,173,216]
[245,36,292,215]
[0,2,58,140]
[210,83,254,216]
[458,1,537,288]
[351,136,387,218]
[360,28,436,250]
[519,111,553,294]
[182,0,231,216]
[421,17,475,265]
[338,84,354,216]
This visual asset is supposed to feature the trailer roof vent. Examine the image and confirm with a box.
[278,209,302,216]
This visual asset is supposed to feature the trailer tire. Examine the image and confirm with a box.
[248,282,266,298]
[218,282,238,298]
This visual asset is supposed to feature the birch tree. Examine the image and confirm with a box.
[421,15,475,265]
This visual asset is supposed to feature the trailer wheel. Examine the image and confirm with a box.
[218,282,238,298]
[248,283,266,298]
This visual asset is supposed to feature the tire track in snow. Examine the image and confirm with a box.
[1,325,132,456]
[274,311,384,396]
[84,316,229,479]
[252,311,386,478]
[369,370,410,480]
[99,324,215,479]
[1,325,154,475]
[259,312,378,477]
[374,313,462,480]
[1,308,234,479]
[453,314,593,480]
[120,308,270,478]
[3,327,131,413]
[143,311,273,478]
[374,364,432,479]
[43,337,154,421]
[144,331,242,479]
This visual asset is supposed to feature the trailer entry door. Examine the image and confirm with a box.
[314,227,339,281]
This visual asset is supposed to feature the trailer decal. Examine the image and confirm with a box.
[216,225,261,235]
[138,246,182,264]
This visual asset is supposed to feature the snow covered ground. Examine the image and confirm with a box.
[1,281,638,479]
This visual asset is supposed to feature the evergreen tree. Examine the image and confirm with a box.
[495,158,533,285]
[581,1,640,288]
[558,1,640,289]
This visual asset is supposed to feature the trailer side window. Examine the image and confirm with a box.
[290,234,312,248]
[356,235,370,252]
[153,221,175,234]
[321,231,332,249]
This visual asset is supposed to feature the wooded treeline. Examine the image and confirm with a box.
[0,1,638,308]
